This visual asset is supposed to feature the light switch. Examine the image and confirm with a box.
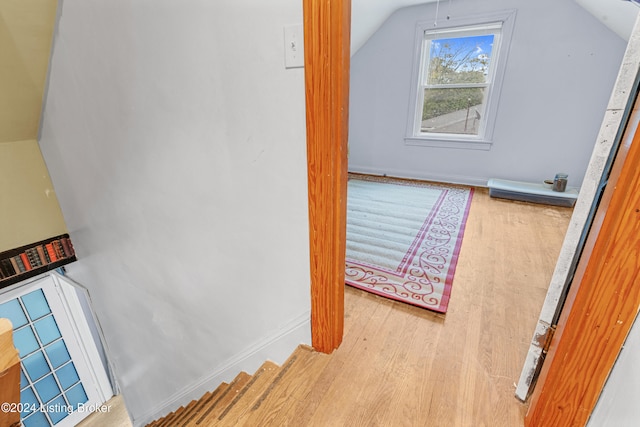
[284,24,304,69]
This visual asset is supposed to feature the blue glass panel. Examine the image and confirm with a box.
[23,410,50,427]
[66,383,88,408]
[21,369,28,389]
[0,299,28,328]
[45,340,70,369]
[22,289,51,321]
[20,386,38,417]
[34,316,61,346]
[24,350,51,381]
[14,326,39,358]
[46,395,69,425]
[35,374,61,404]
[56,363,80,390]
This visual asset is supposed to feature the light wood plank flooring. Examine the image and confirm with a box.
[290,188,571,426]
[91,187,573,426]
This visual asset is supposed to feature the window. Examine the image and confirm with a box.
[406,11,515,150]
[0,275,112,427]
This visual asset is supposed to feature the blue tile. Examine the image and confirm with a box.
[46,395,69,425]
[14,325,39,358]
[34,374,61,404]
[22,289,51,321]
[66,383,88,408]
[56,363,80,390]
[0,299,28,328]
[45,340,71,369]
[24,350,51,382]
[20,386,38,417]
[34,316,61,346]
[22,410,50,427]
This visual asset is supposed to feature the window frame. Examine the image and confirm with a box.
[405,10,516,150]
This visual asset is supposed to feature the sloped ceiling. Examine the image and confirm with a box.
[351,0,433,54]
[575,0,639,40]
[351,0,639,55]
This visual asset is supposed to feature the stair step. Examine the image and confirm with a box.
[168,395,205,427]
[177,385,225,427]
[145,345,327,427]
[166,399,198,427]
[238,345,331,426]
[155,405,184,427]
[188,371,252,426]
[216,361,281,425]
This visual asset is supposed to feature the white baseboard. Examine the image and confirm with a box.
[132,312,311,427]
[348,165,489,188]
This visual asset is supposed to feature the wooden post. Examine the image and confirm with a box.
[303,0,351,353]
[0,318,21,427]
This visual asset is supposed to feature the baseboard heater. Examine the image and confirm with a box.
[487,178,579,207]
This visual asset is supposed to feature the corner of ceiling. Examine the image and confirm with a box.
[575,0,639,41]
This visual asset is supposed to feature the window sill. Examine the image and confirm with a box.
[404,136,492,151]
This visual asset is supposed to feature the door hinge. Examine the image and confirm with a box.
[540,325,557,354]
[535,322,556,357]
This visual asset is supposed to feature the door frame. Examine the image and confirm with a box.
[304,1,640,423]
[525,97,640,426]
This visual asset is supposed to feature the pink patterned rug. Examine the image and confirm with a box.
[345,176,473,313]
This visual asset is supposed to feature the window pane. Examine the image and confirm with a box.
[0,299,28,328]
[14,326,40,358]
[421,87,486,135]
[23,411,50,427]
[35,373,61,404]
[45,340,71,369]
[66,383,88,408]
[426,35,494,85]
[57,362,80,390]
[22,289,52,321]
[47,395,70,424]
[20,387,39,417]
[34,315,62,346]
[24,350,51,382]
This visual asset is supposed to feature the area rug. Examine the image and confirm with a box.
[345,176,473,313]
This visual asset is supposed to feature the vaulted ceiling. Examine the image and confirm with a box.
[351,0,639,54]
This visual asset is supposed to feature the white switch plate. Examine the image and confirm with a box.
[284,24,304,69]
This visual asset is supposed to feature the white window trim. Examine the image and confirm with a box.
[405,10,517,150]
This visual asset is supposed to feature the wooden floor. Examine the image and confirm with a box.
[293,188,571,426]
[93,188,573,426]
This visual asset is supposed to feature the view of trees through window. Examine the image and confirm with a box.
[421,34,495,135]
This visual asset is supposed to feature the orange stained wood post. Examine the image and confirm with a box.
[303,0,351,353]
[0,318,21,427]
[526,116,640,425]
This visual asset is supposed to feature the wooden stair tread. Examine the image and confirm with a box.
[216,361,281,425]
[238,346,331,426]
[188,371,252,426]
[175,387,222,427]
[146,345,329,427]
[154,405,183,427]
[166,398,198,427]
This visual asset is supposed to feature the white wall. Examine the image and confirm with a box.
[37,1,310,425]
[349,0,627,187]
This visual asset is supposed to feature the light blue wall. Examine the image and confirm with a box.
[349,0,627,187]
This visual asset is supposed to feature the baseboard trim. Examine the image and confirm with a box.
[132,311,311,427]
[348,165,488,188]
